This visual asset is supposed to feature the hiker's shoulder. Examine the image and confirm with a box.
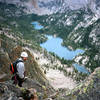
[17,58,24,65]
[17,58,23,61]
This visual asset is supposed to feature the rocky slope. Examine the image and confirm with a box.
[0,33,47,84]
[0,29,56,100]
[57,67,100,100]
[0,66,100,100]
[0,78,55,100]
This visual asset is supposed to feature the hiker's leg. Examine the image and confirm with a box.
[18,79,23,87]
[12,75,18,85]
[16,75,24,87]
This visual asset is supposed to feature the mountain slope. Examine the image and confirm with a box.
[0,0,100,15]
[57,67,100,100]
[0,26,55,100]
[0,33,47,84]
[64,18,100,71]
[38,5,100,71]
[0,1,48,85]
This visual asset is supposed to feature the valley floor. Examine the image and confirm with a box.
[25,47,77,90]
[46,69,76,90]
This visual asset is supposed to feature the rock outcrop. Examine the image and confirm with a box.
[57,67,100,100]
[0,78,54,100]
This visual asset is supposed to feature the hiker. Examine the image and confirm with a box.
[11,51,28,87]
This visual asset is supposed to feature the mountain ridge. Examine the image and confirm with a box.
[0,0,100,16]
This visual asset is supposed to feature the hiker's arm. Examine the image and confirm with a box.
[24,71,26,76]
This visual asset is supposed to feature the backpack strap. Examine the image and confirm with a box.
[11,63,14,74]
[16,60,23,64]
[15,60,23,67]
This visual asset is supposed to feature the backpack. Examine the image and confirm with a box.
[10,60,23,74]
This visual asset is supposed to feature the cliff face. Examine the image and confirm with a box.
[0,0,100,15]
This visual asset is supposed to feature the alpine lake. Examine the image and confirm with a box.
[32,21,89,74]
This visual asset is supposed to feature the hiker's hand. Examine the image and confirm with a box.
[11,76,15,80]
[25,76,28,79]
[24,77,28,81]
[20,78,25,82]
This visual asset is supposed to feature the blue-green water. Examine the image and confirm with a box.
[40,35,84,60]
[31,21,43,30]
[73,63,90,74]
[32,21,89,74]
